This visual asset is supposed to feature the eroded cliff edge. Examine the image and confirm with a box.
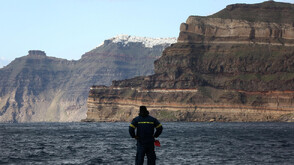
[84,1,294,122]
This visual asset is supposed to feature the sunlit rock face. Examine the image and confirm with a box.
[0,36,175,123]
[84,1,294,122]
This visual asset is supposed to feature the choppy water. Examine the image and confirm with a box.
[0,122,293,165]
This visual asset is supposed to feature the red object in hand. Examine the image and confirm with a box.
[154,140,161,147]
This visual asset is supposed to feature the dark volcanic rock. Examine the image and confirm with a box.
[28,50,46,56]
[85,1,294,122]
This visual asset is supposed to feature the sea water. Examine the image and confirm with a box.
[0,122,293,165]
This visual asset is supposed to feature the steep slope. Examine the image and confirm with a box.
[57,35,176,122]
[0,51,75,122]
[85,1,294,122]
[0,36,176,122]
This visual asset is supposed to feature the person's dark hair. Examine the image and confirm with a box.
[139,106,149,117]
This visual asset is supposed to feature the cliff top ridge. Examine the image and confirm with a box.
[28,50,46,56]
[202,1,294,23]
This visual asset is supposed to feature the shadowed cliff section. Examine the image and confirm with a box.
[85,1,294,122]
[0,36,175,123]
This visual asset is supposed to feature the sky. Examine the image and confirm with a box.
[0,0,293,67]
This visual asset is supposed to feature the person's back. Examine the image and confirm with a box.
[129,106,163,165]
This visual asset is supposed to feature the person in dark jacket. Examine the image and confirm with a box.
[129,106,163,165]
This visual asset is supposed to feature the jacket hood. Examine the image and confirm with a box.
[139,106,149,117]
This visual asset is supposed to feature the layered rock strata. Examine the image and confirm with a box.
[85,1,294,122]
[0,36,175,122]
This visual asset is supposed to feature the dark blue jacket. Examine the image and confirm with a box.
[129,115,163,144]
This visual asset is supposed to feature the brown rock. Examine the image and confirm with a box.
[84,1,294,122]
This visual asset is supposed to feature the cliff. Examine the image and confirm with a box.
[0,52,75,122]
[84,1,294,122]
[0,36,176,122]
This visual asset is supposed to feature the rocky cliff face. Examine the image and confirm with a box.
[0,36,176,122]
[85,1,294,122]
[0,51,75,122]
